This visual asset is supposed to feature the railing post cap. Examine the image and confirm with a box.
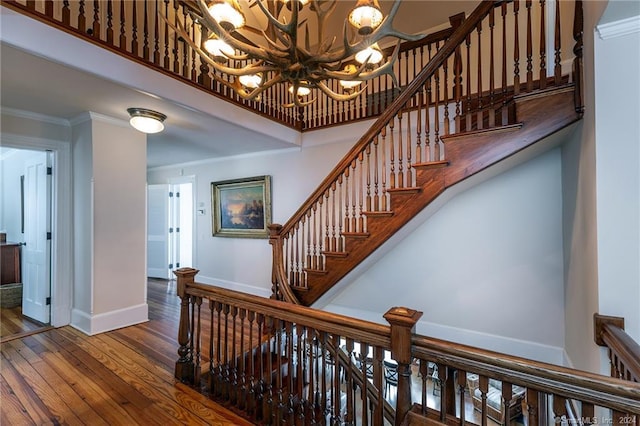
[173,267,200,277]
[268,223,283,237]
[384,307,423,327]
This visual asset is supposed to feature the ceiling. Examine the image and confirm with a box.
[0,1,477,169]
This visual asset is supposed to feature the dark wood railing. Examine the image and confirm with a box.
[269,0,584,305]
[595,314,640,383]
[174,268,640,425]
[2,0,475,131]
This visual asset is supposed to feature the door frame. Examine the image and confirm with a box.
[2,132,73,328]
[168,176,196,271]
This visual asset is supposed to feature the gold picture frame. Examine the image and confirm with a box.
[211,175,272,238]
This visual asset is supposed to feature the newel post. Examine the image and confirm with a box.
[268,223,283,300]
[173,267,199,383]
[384,307,423,426]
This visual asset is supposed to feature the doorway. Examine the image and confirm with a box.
[147,179,194,280]
[0,147,53,340]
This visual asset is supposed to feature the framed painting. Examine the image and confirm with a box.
[211,175,272,238]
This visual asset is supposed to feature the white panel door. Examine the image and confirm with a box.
[147,184,170,278]
[22,152,51,323]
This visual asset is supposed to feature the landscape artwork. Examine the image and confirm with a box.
[211,176,272,238]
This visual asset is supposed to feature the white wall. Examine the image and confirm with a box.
[324,148,566,364]
[71,113,149,334]
[561,1,607,373]
[594,4,640,342]
[147,122,375,295]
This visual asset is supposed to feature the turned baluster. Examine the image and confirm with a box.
[246,311,256,416]
[406,110,413,186]
[106,0,113,45]
[311,205,318,270]
[62,1,70,26]
[523,388,539,425]
[143,0,150,61]
[465,33,472,131]
[443,54,451,136]
[365,145,372,212]
[268,223,283,299]
[479,375,489,425]
[526,0,534,92]
[351,160,358,232]
[119,0,126,49]
[330,184,337,251]
[457,369,467,424]
[78,0,86,33]
[502,381,513,426]
[153,0,160,65]
[174,267,199,384]
[343,167,351,233]
[514,0,521,95]
[397,112,404,188]
[384,307,423,426]
[90,0,100,38]
[554,0,562,85]
[453,41,463,133]
[237,308,247,410]
[476,22,484,130]
[131,0,139,56]
[172,0,180,73]
[573,0,584,113]
[337,176,344,251]
[389,119,396,189]
[489,7,496,127]
[539,0,547,89]
[381,127,388,211]
[208,298,216,392]
[501,3,509,124]
[373,136,380,211]
[163,0,170,69]
[434,65,441,159]
[358,153,365,232]
[44,0,53,18]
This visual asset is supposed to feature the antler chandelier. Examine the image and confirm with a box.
[171,0,424,107]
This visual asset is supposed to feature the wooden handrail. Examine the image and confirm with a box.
[276,1,499,239]
[411,334,640,415]
[595,313,640,383]
[174,269,640,424]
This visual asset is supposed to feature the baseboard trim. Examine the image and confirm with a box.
[71,303,149,335]
[325,304,565,365]
[196,275,272,298]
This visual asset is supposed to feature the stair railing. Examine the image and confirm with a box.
[174,268,640,425]
[270,0,582,305]
[595,314,640,383]
[2,0,468,131]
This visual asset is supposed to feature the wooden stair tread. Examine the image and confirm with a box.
[303,268,328,275]
[412,160,449,169]
[290,285,309,292]
[513,83,575,102]
[440,122,523,142]
[362,210,394,217]
[322,251,348,258]
[341,232,369,238]
[386,186,421,194]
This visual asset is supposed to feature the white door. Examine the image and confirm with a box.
[22,152,51,323]
[147,184,170,278]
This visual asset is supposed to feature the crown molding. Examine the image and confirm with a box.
[1,107,70,127]
[597,15,640,40]
[69,111,128,128]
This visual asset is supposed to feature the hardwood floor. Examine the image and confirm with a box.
[0,278,253,425]
[0,306,52,343]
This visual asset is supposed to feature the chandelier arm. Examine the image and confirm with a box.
[260,29,293,56]
[283,95,316,108]
[193,0,273,62]
[254,0,297,36]
[214,72,284,101]
[316,81,365,102]
[167,16,275,74]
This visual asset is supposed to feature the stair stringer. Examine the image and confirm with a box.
[313,120,580,310]
[306,87,582,308]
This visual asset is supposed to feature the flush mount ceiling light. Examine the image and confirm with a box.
[127,108,167,134]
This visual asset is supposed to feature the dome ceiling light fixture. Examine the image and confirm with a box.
[127,108,167,134]
[167,0,425,107]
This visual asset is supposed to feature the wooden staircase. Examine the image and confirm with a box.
[270,0,585,307]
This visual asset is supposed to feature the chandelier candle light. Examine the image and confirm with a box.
[169,0,425,107]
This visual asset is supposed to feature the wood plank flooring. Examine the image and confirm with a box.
[0,305,52,343]
[0,278,253,425]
